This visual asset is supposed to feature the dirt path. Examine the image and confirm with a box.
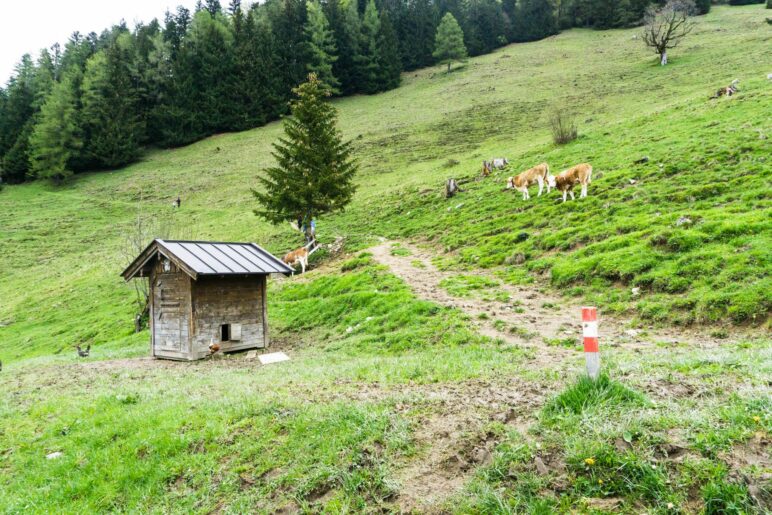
[370,241,645,360]
[368,239,751,512]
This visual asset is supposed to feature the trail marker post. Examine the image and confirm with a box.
[582,307,600,380]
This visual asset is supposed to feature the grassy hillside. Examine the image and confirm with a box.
[1,6,770,363]
[0,5,771,513]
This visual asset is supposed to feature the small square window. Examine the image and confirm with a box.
[220,324,231,342]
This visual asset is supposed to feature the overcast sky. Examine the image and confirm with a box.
[1,0,197,86]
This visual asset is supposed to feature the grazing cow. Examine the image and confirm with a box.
[506,163,551,200]
[547,163,593,202]
[490,158,509,169]
[481,160,492,177]
[283,246,309,275]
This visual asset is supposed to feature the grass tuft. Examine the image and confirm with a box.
[702,480,753,515]
[544,373,647,417]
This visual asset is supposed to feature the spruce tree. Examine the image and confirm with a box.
[305,1,341,94]
[377,11,402,90]
[358,0,382,93]
[514,0,558,42]
[0,56,36,183]
[80,35,143,169]
[28,72,82,183]
[337,0,363,93]
[253,73,357,225]
[401,0,439,70]
[433,13,467,73]
[270,0,310,90]
[2,121,34,182]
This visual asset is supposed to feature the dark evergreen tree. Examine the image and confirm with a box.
[305,0,341,94]
[399,0,439,70]
[464,0,508,55]
[694,0,711,14]
[79,34,143,169]
[28,71,82,183]
[268,0,310,90]
[377,11,402,90]
[358,0,382,93]
[513,0,558,42]
[253,73,357,225]
[335,0,364,93]
[205,0,222,15]
[0,55,36,183]
[2,121,34,182]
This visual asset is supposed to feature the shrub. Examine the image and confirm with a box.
[549,110,578,145]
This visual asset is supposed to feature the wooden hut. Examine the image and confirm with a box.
[122,239,292,361]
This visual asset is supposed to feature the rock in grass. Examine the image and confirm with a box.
[46,452,63,460]
[675,216,692,226]
[505,253,526,265]
[473,447,492,465]
[534,456,549,475]
[633,156,650,165]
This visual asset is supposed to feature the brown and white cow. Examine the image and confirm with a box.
[282,246,309,275]
[547,163,593,202]
[506,162,551,200]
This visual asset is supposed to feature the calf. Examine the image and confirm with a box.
[282,246,309,275]
[506,162,551,200]
[547,163,593,202]
[490,158,509,169]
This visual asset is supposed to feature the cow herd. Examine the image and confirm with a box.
[484,159,593,203]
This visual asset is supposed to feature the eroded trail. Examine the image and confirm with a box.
[370,241,638,361]
[370,240,737,356]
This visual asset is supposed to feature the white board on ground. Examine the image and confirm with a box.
[258,352,290,365]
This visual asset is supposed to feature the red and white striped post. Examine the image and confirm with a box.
[582,307,600,380]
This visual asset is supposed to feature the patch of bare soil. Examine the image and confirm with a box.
[305,376,550,513]
[723,434,772,511]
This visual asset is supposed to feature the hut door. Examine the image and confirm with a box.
[153,267,188,354]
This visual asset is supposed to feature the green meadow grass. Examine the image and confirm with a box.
[1,6,770,362]
[0,5,771,513]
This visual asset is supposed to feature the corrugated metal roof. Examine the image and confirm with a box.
[122,239,292,280]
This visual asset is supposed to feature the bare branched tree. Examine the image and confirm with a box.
[642,0,696,66]
[119,193,190,332]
